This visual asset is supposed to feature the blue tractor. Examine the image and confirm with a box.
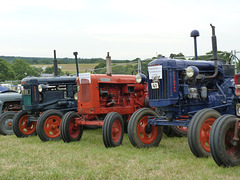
[127,24,236,158]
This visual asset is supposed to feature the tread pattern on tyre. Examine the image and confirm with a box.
[188,108,221,158]
[36,109,63,142]
[127,108,163,148]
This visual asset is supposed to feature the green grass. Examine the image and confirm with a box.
[0,129,240,179]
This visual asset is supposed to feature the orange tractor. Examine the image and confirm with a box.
[60,52,149,147]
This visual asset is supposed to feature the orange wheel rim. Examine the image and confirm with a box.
[43,115,61,138]
[18,115,37,135]
[200,118,215,152]
[137,116,158,144]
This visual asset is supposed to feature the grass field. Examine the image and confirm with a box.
[0,130,240,179]
[34,64,98,74]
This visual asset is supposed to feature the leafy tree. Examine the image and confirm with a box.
[152,54,164,60]
[41,59,52,64]
[12,59,39,80]
[32,59,39,64]
[169,52,186,60]
[0,59,15,81]
[94,62,105,70]
[44,66,64,76]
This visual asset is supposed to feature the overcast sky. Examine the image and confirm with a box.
[1,0,240,60]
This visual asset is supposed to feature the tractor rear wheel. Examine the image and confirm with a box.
[127,108,163,148]
[13,110,37,138]
[0,111,16,135]
[102,112,124,148]
[210,115,240,167]
[36,110,63,142]
[60,111,83,143]
[188,108,221,157]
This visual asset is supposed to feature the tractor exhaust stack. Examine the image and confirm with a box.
[206,24,218,79]
[106,52,112,76]
[73,52,79,76]
[53,50,58,77]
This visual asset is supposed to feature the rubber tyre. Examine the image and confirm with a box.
[163,126,188,137]
[102,112,124,148]
[36,109,63,142]
[13,110,37,138]
[60,111,83,143]
[127,108,163,148]
[0,111,16,135]
[210,115,240,167]
[188,108,221,158]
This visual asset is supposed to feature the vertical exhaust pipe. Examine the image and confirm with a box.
[205,24,218,79]
[73,52,79,76]
[106,52,112,76]
[190,30,200,60]
[53,50,58,77]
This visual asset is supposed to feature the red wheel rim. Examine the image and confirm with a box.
[176,117,188,132]
[69,118,81,139]
[112,120,121,143]
[18,114,37,135]
[200,118,215,152]
[8,122,12,127]
[176,126,188,132]
[137,116,158,144]
[225,129,237,155]
[43,115,61,138]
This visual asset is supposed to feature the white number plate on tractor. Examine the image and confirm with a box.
[148,65,162,80]
[151,83,159,89]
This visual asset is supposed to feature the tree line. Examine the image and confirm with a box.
[0,56,130,65]
[0,50,236,82]
[0,59,64,82]
[94,51,236,75]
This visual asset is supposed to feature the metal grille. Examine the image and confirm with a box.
[149,70,169,100]
[80,83,90,103]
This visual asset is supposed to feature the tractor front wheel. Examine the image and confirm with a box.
[102,112,124,148]
[13,110,37,138]
[210,115,240,167]
[60,111,83,143]
[127,108,163,148]
[188,108,221,157]
[0,111,16,135]
[36,110,63,142]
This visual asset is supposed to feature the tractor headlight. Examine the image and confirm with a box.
[38,84,47,92]
[186,66,199,78]
[38,85,43,92]
[135,73,147,84]
[74,93,78,100]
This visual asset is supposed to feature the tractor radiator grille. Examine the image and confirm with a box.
[149,70,169,100]
[80,82,90,103]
